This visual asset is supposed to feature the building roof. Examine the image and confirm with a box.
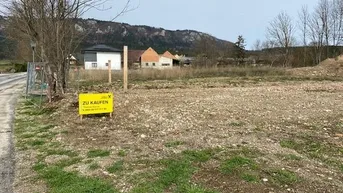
[141,47,160,62]
[82,44,122,53]
[128,50,145,62]
[162,51,177,60]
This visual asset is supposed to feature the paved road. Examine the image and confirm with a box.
[0,73,26,193]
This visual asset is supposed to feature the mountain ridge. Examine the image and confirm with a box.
[0,16,234,59]
[77,18,234,54]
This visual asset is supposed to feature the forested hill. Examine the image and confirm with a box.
[0,17,234,60]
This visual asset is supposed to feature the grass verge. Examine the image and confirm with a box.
[15,98,119,193]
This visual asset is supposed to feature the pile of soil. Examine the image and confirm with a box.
[290,56,343,77]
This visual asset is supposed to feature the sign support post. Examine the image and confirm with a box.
[123,46,128,92]
[108,60,112,84]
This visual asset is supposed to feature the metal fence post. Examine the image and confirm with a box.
[25,62,30,98]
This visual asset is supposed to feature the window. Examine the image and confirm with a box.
[162,63,170,66]
[84,52,97,62]
[91,63,97,68]
[146,63,149,66]
[153,63,155,66]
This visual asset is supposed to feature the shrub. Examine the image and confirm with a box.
[13,63,27,72]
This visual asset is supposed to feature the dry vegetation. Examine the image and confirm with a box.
[69,66,288,84]
[14,66,343,193]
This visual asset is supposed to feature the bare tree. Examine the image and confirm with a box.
[307,0,333,64]
[194,35,221,67]
[328,0,343,57]
[253,39,262,51]
[318,0,331,58]
[309,12,325,64]
[267,11,295,66]
[330,0,341,46]
[298,5,310,65]
[1,0,133,102]
[262,40,280,66]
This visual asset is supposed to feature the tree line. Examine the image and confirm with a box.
[194,0,343,67]
[255,0,343,67]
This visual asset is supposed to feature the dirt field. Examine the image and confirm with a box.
[14,78,343,193]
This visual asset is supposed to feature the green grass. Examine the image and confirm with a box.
[118,149,126,157]
[107,160,124,174]
[279,136,342,171]
[278,154,302,161]
[229,121,245,127]
[267,169,299,185]
[241,173,259,182]
[131,159,194,193]
[45,149,78,157]
[84,159,94,164]
[20,133,35,139]
[40,166,118,193]
[33,162,47,172]
[131,149,219,193]
[27,139,45,147]
[158,159,194,187]
[280,140,298,149]
[38,133,56,140]
[89,163,100,170]
[220,156,258,174]
[55,157,82,168]
[54,157,82,168]
[15,99,120,193]
[87,149,111,158]
[226,147,263,158]
[164,141,184,148]
[37,125,55,133]
[182,149,217,162]
[21,106,57,116]
[220,156,260,183]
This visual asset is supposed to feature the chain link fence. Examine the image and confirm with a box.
[25,62,48,107]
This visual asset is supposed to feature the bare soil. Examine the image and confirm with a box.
[15,78,343,193]
[52,79,343,192]
[289,56,343,77]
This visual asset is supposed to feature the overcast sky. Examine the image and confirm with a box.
[85,0,318,48]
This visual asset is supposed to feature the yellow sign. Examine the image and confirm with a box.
[79,93,113,115]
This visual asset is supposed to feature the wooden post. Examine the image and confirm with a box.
[108,60,112,84]
[123,46,128,92]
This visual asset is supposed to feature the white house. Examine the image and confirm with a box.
[82,44,122,70]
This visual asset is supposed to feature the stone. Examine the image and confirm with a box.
[140,134,147,138]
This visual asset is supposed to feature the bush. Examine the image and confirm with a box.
[13,63,27,72]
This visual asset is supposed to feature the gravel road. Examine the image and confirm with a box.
[0,73,25,193]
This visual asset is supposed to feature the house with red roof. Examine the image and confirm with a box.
[159,51,177,68]
[129,47,178,69]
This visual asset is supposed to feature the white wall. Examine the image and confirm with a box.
[97,52,121,70]
[141,61,159,68]
[85,52,121,70]
[159,56,173,68]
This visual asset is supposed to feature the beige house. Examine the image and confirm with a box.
[140,47,177,69]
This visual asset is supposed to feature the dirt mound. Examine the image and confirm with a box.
[290,56,343,77]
